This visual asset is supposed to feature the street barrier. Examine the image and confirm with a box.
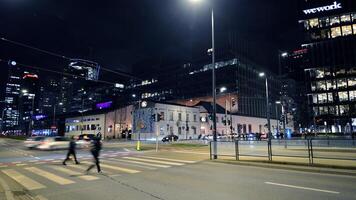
[209,138,356,167]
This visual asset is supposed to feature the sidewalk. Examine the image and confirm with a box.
[213,159,356,177]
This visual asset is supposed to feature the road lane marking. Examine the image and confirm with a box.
[124,157,184,166]
[48,166,99,181]
[25,167,75,185]
[15,164,27,167]
[0,176,15,200]
[139,156,197,164]
[34,195,48,200]
[123,148,130,152]
[109,158,170,168]
[2,169,45,190]
[11,162,21,164]
[82,161,140,174]
[264,182,340,194]
[104,159,156,170]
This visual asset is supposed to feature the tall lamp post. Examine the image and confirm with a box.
[275,101,281,137]
[259,72,272,161]
[190,0,217,159]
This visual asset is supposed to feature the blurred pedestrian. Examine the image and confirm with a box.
[63,136,79,165]
[86,137,102,173]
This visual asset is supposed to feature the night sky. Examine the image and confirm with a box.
[0,0,301,86]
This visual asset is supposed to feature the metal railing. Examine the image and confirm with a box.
[209,139,356,166]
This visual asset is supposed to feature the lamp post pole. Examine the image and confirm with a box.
[211,7,218,160]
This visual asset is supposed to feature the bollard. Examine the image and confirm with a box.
[235,140,239,161]
[136,140,141,151]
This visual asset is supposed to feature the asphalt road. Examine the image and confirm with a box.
[0,138,355,200]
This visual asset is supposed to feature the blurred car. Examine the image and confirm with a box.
[24,136,46,149]
[162,135,178,142]
[75,134,95,148]
[36,136,70,150]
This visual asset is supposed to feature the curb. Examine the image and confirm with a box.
[212,160,356,177]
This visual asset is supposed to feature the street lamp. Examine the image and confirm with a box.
[259,72,272,161]
[275,101,281,137]
[189,0,218,159]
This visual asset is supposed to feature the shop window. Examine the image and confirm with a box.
[340,14,351,23]
[331,27,342,38]
[328,93,333,103]
[337,79,347,89]
[353,24,356,34]
[349,68,356,74]
[316,69,324,78]
[309,18,319,28]
[342,25,353,36]
[319,17,330,27]
[349,91,356,101]
[338,91,349,102]
[248,124,252,133]
[339,105,349,116]
[348,77,356,87]
[316,81,326,91]
[330,16,340,26]
[318,93,328,103]
[326,80,336,90]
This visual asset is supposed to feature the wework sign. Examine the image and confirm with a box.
[303,1,342,15]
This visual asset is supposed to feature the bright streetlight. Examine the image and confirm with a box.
[189,0,218,159]
[259,72,265,77]
[220,86,227,93]
[21,89,28,94]
[281,52,288,57]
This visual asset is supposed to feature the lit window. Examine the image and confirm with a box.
[312,94,318,104]
[311,82,317,91]
[350,91,356,101]
[320,29,330,39]
[316,69,324,78]
[331,27,342,38]
[342,25,353,36]
[339,105,349,116]
[328,93,333,103]
[313,107,319,116]
[303,21,310,30]
[340,14,351,23]
[317,81,327,91]
[319,17,330,27]
[336,69,346,75]
[330,16,340,26]
[318,93,328,103]
[349,68,356,74]
[326,80,336,90]
[319,106,328,115]
[353,24,356,34]
[352,13,356,22]
[329,106,336,115]
[348,78,356,87]
[337,79,347,89]
[338,91,348,102]
[309,18,319,28]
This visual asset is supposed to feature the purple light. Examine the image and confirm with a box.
[96,101,112,109]
[33,115,47,120]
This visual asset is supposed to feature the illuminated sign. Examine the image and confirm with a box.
[33,115,47,120]
[23,74,39,79]
[303,1,342,15]
[96,101,112,109]
[141,101,148,108]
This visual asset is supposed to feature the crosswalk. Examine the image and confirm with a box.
[0,155,199,192]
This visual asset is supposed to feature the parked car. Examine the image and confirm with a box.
[24,136,46,149]
[36,136,70,150]
[162,135,178,142]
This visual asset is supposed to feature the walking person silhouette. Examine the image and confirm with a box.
[86,137,102,173]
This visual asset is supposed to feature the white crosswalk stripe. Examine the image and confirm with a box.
[2,169,46,190]
[123,157,185,166]
[25,167,75,185]
[48,166,99,181]
[106,159,157,170]
[82,161,141,174]
[109,158,171,168]
[138,156,197,164]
